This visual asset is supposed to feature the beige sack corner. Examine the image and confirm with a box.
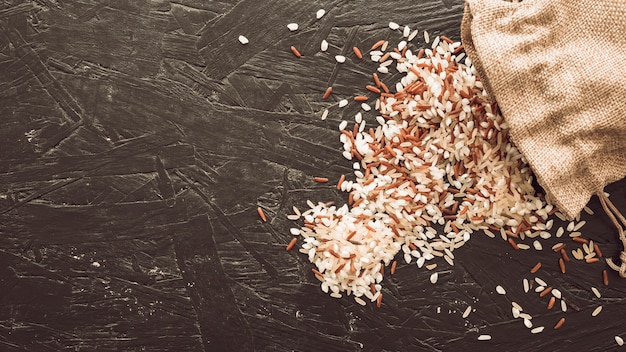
[461,0,626,219]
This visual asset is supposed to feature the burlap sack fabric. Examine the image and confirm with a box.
[461,0,626,274]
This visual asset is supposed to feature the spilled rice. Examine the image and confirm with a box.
[290,33,560,304]
[248,12,620,346]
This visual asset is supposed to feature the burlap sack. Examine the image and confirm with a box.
[461,0,626,220]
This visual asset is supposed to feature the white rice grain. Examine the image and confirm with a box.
[287,23,299,31]
[290,228,301,236]
[339,120,348,130]
[592,306,603,317]
[519,313,532,320]
[573,221,586,231]
[403,25,411,37]
[531,326,544,334]
[555,227,564,238]
[238,35,249,45]
[591,287,601,298]
[463,305,472,318]
[524,318,532,329]
[430,272,439,284]
[321,40,329,51]
[535,277,547,287]
[354,296,367,306]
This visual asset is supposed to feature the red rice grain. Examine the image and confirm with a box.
[257,207,267,222]
[290,45,302,57]
[530,262,542,273]
[508,238,519,250]
[322,86,333,100]
[540,287,553,297]
[553,317,565,330]
[371,39,385,50]
[547,296,556,310]
[286,237,298,251]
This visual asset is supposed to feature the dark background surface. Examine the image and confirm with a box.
[1,1,626,351]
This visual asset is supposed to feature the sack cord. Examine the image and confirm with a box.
[599,192,626,278]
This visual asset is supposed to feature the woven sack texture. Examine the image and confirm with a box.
[461,0,626,219]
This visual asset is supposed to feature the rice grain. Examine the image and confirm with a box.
[496,285,506,295]
[321,40,329,51]
[531,327,544,334]
[430,272,439,284]
[590,287,601,298]
[553,317,565,330]
[463,305,472,318]
[591,306,603,317]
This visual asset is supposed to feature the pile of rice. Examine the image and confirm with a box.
[288,33,558,306]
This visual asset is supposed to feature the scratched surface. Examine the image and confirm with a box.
[1,1,625,351]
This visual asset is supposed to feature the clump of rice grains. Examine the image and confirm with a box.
[289,31,560,305]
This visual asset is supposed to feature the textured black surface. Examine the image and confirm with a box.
[1,1,625,351]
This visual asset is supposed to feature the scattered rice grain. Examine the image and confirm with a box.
[531,327,544,334]
[553,317,565,330]
[496,285,506,295]
[430,272,439,284]
[591,306,603,317]
[462,305,472,318]
[321,40,329,51]
[354,296,367,306]
[591,287,601,298]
